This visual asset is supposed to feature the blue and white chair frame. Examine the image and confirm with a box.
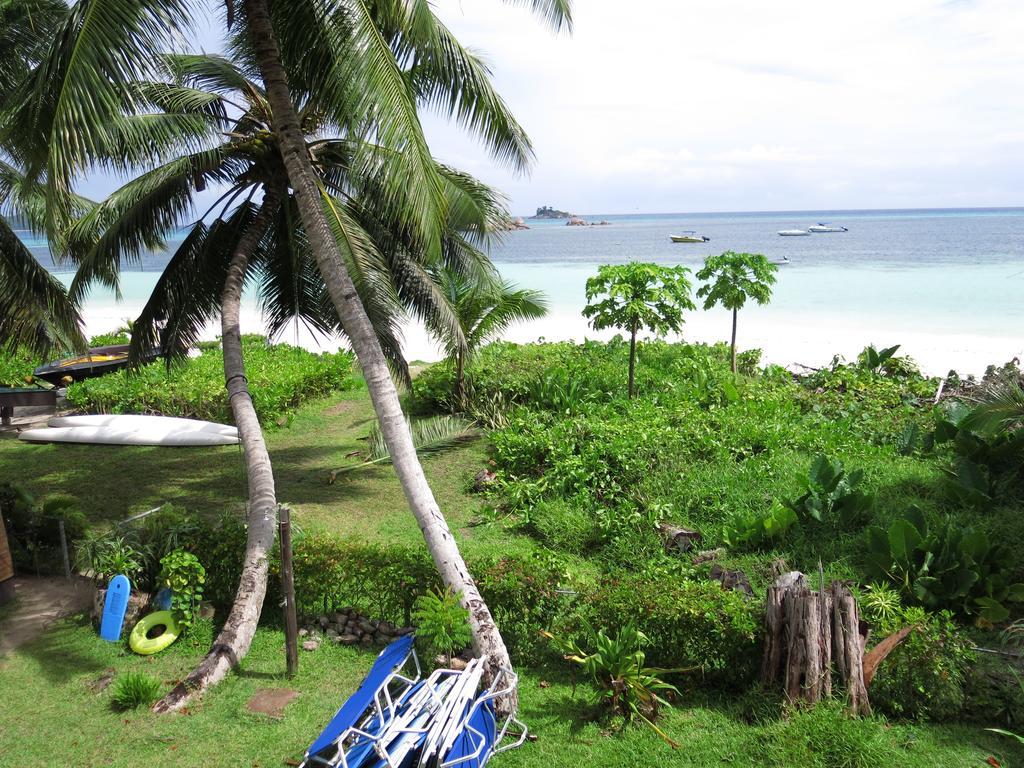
[301,635,422,768]
[436,665,529,768]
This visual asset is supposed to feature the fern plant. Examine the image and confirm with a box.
[412,588,472,666]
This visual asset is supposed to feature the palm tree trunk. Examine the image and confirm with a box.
[242,0,516,706]
[730,308,738,374]
[628,325,637,398]
[454,350,466,408]
[153,190,282,713]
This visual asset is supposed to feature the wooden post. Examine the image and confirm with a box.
[279,505,299,677]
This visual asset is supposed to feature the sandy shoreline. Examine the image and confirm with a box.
[78,294,1023,379]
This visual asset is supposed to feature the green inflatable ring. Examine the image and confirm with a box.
[129,610,181,655]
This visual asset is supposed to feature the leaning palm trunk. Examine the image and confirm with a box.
[154,190,282,713]
[242,0,516,708]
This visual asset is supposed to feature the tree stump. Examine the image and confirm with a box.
[760,572,870,716]
[656,522,702,554]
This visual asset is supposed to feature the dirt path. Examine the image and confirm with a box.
[0,575,93,657]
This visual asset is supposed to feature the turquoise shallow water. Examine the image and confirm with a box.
[32,207,1024,373]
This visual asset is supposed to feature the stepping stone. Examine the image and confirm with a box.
[247,688,300,719]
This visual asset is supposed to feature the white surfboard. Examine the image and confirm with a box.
[19,425,240,447]
[48,414,238,437]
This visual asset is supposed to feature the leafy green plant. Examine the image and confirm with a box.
[544,621,683,744]
[583,263,695,398]
[721,502,797,549]
[986,673,1024,744]
[695,251,777,374]
[784,454,874,527]
[110,672,162,711]
[412,588,472,665]
[861,597,974,721]
[858,344,901,374]
[865,507,1024,622]
[159,549,205,629]
[65,337,354,424]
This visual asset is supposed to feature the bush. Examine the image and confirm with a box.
[0,347,42,387]
[65,336,355,424]
[0,483,87,576]
[110,672,162,710]
[412,589,472,664]
[562,573,761,689]
[861,586,975,721]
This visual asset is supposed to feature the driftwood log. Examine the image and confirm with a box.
[760,572,871,716]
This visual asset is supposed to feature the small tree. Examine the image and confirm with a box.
[583,263,694,398]
[695,252,777,374]
[432,267,548,405]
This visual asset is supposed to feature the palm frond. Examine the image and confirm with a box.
[329,415,479,479]
[502,0,573,32]
[0,213,84,355]
[962,380,1024,435]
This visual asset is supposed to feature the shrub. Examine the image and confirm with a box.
[563,573,761,689]
[65,336,355,424]
[784,454,874,528]
[110,672,162,710]
[863,603,974,721]
[0,347,41,387]
[865,507,1024,622]
[1,484,87,576]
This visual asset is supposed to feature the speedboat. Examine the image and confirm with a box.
[777,229,810,237]
[808,223,848,233]
[670,231,710,243]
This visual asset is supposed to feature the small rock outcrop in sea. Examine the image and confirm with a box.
[566,217,611,227]
[531,205,571,219]
[499,217,530,231]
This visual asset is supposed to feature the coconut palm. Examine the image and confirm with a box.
[7,0,572,711]
[431,266,547,404]
[0,0,84,355]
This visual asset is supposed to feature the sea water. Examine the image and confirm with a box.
[27,208,1024,375]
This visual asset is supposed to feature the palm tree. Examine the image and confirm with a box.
[7,0,572,711]
[431,266,547,404]
[0,0,84,355]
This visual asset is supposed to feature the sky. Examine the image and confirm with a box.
[73,0,1024,217]
[418,0,1024,215]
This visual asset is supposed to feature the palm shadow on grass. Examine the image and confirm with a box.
[19,616,112,684]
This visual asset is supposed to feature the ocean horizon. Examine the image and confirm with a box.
[27,206,1024,376]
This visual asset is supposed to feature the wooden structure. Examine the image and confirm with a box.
[0,387,56,425]
[760,572,871,716]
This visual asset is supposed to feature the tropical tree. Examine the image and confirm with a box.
[431,266,547,404]
[0,0,84,355]
[6,0,572,712]
[695,251,777,374]
[583,262,694,398]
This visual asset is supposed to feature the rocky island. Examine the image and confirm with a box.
[530,205,571,219]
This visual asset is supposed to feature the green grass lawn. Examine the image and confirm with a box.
[1,385,1021,767]
[0,382,535,559]
[0,618,1016,768]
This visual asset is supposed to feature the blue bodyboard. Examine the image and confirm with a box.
[99,574,131,642]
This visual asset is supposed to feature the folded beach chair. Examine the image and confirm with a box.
[301,636,528,768]
[431,666,528,768]
[301,634,421,768]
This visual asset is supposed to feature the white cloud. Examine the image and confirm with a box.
[423,0,1024,213]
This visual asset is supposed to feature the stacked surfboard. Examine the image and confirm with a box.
[19,414,240,447]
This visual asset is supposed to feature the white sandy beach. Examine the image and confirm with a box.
[75,274,1023,378]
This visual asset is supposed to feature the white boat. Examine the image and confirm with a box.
[49,414,238,437]
[670,231,710,243]
[807,222,848,233]
[21,415,240,446]
[777,229,811,237]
